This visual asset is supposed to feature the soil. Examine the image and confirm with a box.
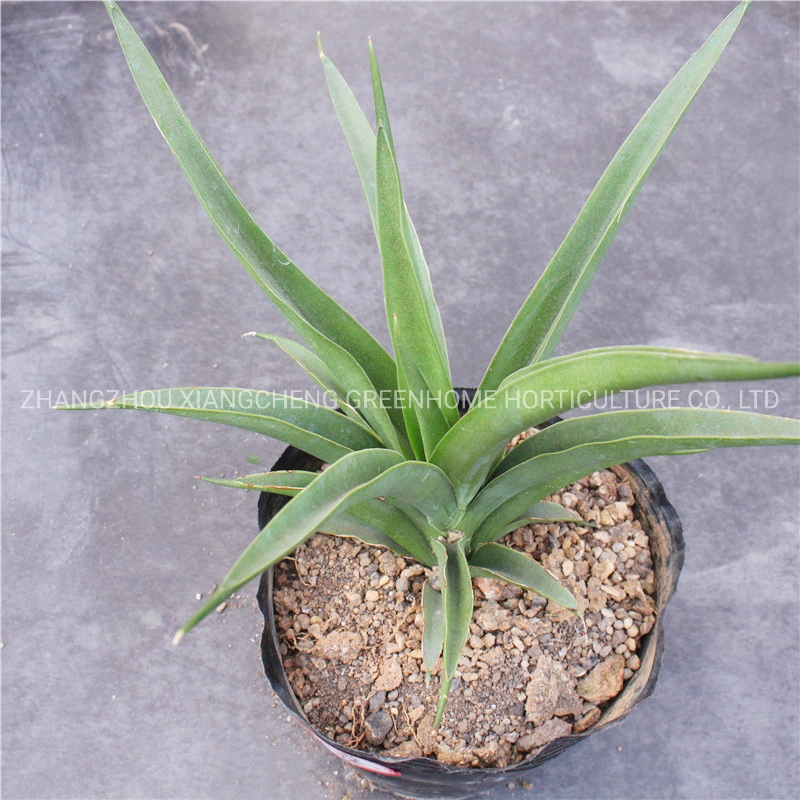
[272,464,657,769]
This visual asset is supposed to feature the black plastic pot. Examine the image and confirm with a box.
[256,397,685,799]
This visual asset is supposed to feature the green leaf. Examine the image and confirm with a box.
[521,501,585,524]
[319,38,451,377]
[465,408,800,544]
[201,470,317,494]
[103,2,399,410]
[175,449,460,639]
[421,580,444,674]
[478,1,752,392]
[250,332,411,456]
[345,500,437,566]
[317,514,418,559]
[203,469,436,565]
[376,129,456,455]
[468,543,579,614]
[485,502,591,540]
[433,347,800,506]
[431,538,473,727]
[65,388,382,465]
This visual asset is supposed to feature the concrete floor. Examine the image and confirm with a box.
[2,2,798,799]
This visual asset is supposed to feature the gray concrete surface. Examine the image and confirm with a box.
[2,2,798,799]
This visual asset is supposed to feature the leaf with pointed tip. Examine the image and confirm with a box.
[421,580,444,674]
[465,408,800,544]
[176,449,459,637]
[430,538,473,727]
[469,543,579,615]
[487,502,592,540]
[376,130,457,455]
[201,470,317,494]
[318,515,417,559]
[344,500,436,566]
[479,1,752,392]
[202,469,436,565]
[63,388,382,465]
[103,1,399,413]
[251,332,411,456]
[434,347,800,506]
[319,38,451,375]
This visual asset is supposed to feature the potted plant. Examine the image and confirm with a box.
[66,0,798,795]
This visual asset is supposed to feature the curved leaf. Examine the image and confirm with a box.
[468,543,579,614]
[478,1,752,391]
[65,388,382,465]
[434,347,800,505]
[377,130,456,455]
[320,38,451,379]
[430,538,473,727]
[175,449,460,638]
[465,408,800,544]
[487,502,591,540]
[103,2,399,409]
[251,332,411,456]
[202,469,436,565]
[421,580,444,674]
[201,469,316,494]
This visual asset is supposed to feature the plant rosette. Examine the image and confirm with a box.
[255,411,685,798]
[65,2,799,796]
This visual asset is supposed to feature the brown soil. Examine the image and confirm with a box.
[272,467,656,769]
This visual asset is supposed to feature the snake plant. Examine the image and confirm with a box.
[69,1,799,726]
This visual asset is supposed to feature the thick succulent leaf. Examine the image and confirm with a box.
[478,1,752,392]
[433,347,800,506]
[204,468,435,563]
[175,449,459,638]
[201,470,317,494]
[64,388,382,465]
[421,580,444,674]
[468,543,579,614]
[250,332,411,456]
[431,538,474,727]
[376,131,456,455]
[487,502,590,540]
[522,501,585,524]
[317,515,417,559]
[345,500,437,566]
[103,2,399,410]
[465,408,800,544]
[319,38,451,376]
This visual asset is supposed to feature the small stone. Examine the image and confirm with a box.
[561,492,578,508]
[516,717,572,753]
[474,577,505,601]
[386,740,422,759]
[525,654,583,726]
[562,559,574,578]
[311,631,363,664]
[395,576,410,593]
[475,602,511,632]
[577,654,625,704]
[573,706,602,733]
[627,653,641,672]
[364,589,380,603]
[364,710,393,745]
[369,691,386,713]
[592,557,616,582]
[374,658,403,692]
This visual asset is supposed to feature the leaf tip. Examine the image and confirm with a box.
[172,629,185,646]
[316,32,324,59]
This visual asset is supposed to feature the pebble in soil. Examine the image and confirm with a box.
[273,466,656,768]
